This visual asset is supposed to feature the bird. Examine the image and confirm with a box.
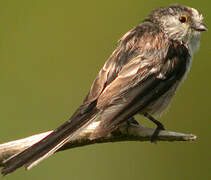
[1,4,207,175]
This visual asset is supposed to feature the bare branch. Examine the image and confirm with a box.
[0,121,196,166]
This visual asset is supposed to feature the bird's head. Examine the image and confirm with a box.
[147,5,207,47]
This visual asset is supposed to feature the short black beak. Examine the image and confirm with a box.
[193,23,208,32]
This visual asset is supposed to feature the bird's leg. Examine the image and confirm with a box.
[143,112,165,142]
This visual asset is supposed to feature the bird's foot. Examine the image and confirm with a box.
[151,123,165,143]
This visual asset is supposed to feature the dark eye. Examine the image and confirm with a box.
[179,15,188,23]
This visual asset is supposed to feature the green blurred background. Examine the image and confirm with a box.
[0,0,210,179]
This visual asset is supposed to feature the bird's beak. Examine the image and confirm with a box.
[192,23,208,32]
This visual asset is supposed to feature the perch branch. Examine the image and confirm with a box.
[0,121,196,166]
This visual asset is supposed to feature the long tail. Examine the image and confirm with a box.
[1,101,100,176]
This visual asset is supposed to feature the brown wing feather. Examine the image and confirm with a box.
[84,23,164,104]
[89,24,190,139]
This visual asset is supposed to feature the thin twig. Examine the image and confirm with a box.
[0,121,196,167]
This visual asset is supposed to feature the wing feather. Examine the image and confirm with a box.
[84,22,166,104]
[89,25,190,139]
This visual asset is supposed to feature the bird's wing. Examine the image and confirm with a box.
[91,29,190,138]
[84,23,159,104]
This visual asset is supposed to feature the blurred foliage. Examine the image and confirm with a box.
[0,0,210,179]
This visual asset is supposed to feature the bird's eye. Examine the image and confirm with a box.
[179,15,188,23]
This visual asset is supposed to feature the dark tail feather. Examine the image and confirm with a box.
[1,102,100,176]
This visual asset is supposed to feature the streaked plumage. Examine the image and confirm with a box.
[1,5,207,175]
